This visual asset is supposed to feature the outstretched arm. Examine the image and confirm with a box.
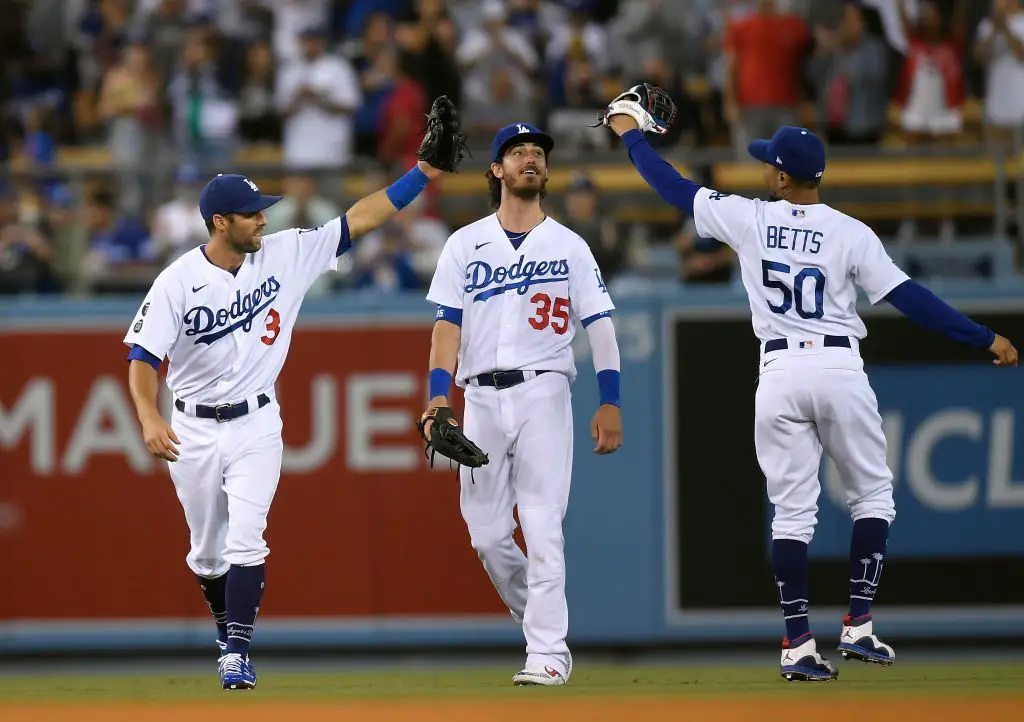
[608,115,702,216]
[345,160,443,240]
[884,280,1017,365]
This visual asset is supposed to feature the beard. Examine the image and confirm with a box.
[504,171,547,202]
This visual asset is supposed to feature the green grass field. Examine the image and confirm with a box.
[2,662,1023,701]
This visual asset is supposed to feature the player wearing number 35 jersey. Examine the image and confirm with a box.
[122,156,452,690]
[423,123,624,686]
[603,104,1017,682]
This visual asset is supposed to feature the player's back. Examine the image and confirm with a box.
[694,190,908,345]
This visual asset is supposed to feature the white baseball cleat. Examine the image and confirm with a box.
[513,664,567,686]
[780,635,839,682]
[838,614,895,665]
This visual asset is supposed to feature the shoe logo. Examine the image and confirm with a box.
[782,652,793,662]
[544,666,560,678]
[475,242,491,250]
[192,284,208,293]
[843,629,855,640]
[763,358,777,367]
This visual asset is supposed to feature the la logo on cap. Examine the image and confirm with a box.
[243,177,259,192]
[517,124,529,134]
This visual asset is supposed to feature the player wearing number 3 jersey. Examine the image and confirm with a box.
[602,100,1017,682]
[423,123,624,686]
[122,154,453,690]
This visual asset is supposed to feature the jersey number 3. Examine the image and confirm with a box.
[762,260,825,319]
[261,308,281,345]
[529,293,570,334]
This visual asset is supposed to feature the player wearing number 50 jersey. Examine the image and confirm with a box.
[423,123,625,686]
[603,98,1017,682]
[122,156,451,690]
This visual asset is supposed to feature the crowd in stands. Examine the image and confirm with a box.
[1,0,1022,296]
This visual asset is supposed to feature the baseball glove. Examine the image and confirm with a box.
[418,406,489,470]
[417,95,470,173]
[592,82,678,136]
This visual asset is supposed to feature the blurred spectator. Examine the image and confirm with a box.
[237,41,282,144]
[546,0,612,102]
[341,0,408,40]
[458,0,539,132]
[811,1,889,145]
[42,184,88,292]
[0,185,58,295]
[352,13,398,159]
[974,0,1024,144]
[894,0,968,144]
[561,173,628,280]
[150,165,208,265]
[277,27,361,171]
[723,0,810,158]
[387,193,450,284]
[130,0,191,88]
[80,188,156,294]
[97,39,162,214]
[687,0,754,145]
[263,173,341,296]
[269,0,332,65]
[613,0,691,79]
[377,50,429,170]
[263,173,341,233]
[629,56,698,149]
[395,0,463,110]
[674,217,735,285]
[894,0,968,242]
[351,221,421,292]
[73,0,135,137]
[167,31,239,171]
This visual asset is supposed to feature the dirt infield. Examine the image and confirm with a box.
[6,697,1024,722]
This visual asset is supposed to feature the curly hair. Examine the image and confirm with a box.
[486,168,548,210]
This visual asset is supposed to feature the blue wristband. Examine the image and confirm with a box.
[386,165,430,210]
[597,369,621,408]
[429,368,452,399]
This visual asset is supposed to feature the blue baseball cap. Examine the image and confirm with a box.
[199,174,282,221]
[748,126,826,183]
[491,123,555,163]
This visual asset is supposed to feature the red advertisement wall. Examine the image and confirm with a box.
[0,323,504,621]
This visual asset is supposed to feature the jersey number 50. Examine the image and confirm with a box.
[529,293,571,334]
[762,260,825,319]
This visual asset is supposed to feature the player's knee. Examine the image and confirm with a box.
[849,486,895,524]
[223,526,269,566]
[771,505,817,545]
[186,553,230,578]
[468,523,517,558]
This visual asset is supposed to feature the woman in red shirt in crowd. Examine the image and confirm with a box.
[894,0,968,144]
[893,0,968,242]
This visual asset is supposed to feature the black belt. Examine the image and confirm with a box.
[474,370,550,390]
[764,336,851,353]
[175,393,270,422]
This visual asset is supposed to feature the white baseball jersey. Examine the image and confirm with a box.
[426,214,614,386]
[123,217,344,404]
[692,189,909,342]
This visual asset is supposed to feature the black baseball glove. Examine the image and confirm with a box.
[592,82,678,136]
[418,406,489,469]
[417,95,470,173]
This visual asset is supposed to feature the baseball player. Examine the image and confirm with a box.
[419,122,624,686]
[597,85,1018,681]
[123,97,467,690]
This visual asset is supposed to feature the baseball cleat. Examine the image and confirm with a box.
[780,635,838,682]
[838,614,895,665]
[218,652,257,690]
[513,664,567,686]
